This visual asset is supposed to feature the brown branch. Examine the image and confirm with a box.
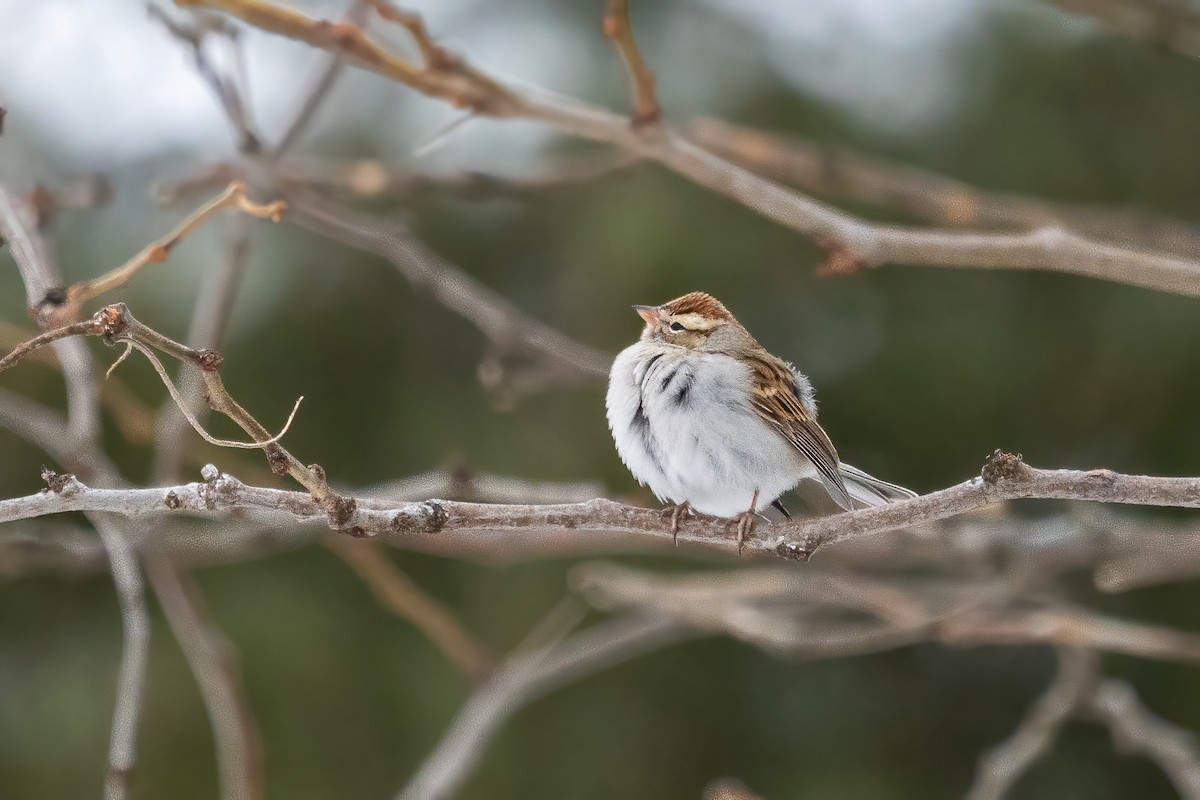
[61,182,284,324]
[179,0,1200,297]
[692,118,1200,259]
[1043,0,1200,59]
[602,0,660,127]
[270,0,371,158]
[327,538,492,680]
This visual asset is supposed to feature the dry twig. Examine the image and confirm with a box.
[178,0,1200,297]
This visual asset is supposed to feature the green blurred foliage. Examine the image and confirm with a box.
[3,2,1200,798]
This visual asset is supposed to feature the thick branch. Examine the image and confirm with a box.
[181,0,1200,297]
[1043,0,1200,59]
[693,119,1200,259]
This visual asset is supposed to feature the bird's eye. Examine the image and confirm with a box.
[669,322,685,332]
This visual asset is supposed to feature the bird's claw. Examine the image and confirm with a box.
[734,512,756,555]
[662,501,691,546]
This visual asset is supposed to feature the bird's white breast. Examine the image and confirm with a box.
[605,342,813,517]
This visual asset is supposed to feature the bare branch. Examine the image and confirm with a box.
[146,557,263,800]
[397,613,692,800]
[180,0,1200,297]
[1042,0,1200,59]
[5,452,1200,562]
[63,182,284,322]
[966,649,1098,800]
[92,515,151,800]
[693,118,1200,259]
[282,191,612,393]
[1086,678,1200,800]
[149,3,263,152]
[602,0,660,126]
[327,538,493,680]
[270,0,371,158]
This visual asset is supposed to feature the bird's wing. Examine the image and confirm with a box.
[747,354,853,511]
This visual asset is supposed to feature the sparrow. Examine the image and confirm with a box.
[605,291,915,549]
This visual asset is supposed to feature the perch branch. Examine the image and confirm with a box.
[3,452,1200,562]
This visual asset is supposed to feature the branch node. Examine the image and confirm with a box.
[327,495,357,529]
[775,542,812,562]
[266,445,289,475]
[40,466,78,495]
[201,463,221,482]
[164,490,183,510]
[816,237,870,276]
[196,348,224,371]
[982,449,1027,485]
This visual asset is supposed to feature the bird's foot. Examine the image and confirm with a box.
[734,489,761,555]
[662,501,691,546]
[732,512,757,555]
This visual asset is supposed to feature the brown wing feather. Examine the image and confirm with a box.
[747,354,853,510]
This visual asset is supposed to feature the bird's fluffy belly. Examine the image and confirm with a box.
[606,344,811,517]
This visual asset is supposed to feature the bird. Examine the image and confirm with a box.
[605,291,915,550]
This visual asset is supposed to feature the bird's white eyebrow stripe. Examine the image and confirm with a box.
[667,312,722,331]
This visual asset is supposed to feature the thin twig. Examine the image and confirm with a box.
[64,182,284,321]
[602,0,660,126]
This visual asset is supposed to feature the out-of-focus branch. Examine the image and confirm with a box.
[603,0,660,126]
[92,515,151,800]
[2,183,147,800]
[1085,678,1200,800]
[966,649,1098,800]
[179,0,1200,297]
[397,612,692,800]
[58,182,284,325]
[149,3,263,152]
[1042,0,1200,60]
[693,119,1200,259]
[4,452,1200,563]
[146,556,263,800]
[270,0,371,158]
[327,538,492,680]
[704,778,765,800]
[282,191,612,399]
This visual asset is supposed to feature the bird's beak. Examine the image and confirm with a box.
[633,305,659,328]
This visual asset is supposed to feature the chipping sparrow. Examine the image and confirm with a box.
[606,291,915,548]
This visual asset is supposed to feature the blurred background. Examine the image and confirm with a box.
[2,0,1200,798]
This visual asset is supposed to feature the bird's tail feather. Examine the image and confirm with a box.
[838,463,917,509]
